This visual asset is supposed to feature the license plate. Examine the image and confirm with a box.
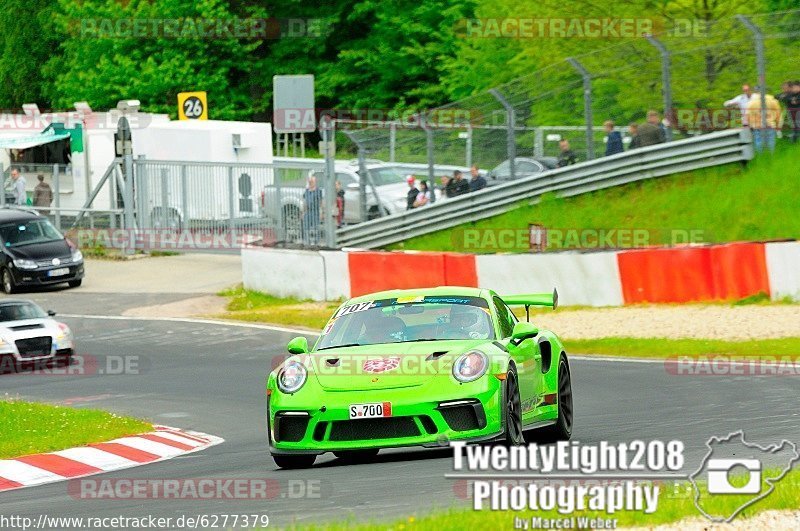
[349,402,392,419]
[48,268,70,277]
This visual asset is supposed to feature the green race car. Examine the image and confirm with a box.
[266,286,573,469]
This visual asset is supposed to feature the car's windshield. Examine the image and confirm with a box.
[0,302,47,321]
[367,167,407,186]
[315,295,495,350]
[0,219,64,248]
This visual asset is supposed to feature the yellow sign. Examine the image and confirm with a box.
[177,91,208,120]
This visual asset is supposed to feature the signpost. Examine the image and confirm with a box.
[177,91,208,120]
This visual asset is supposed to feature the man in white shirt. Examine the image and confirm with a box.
[724,84,753,126]
[10,168,26,206]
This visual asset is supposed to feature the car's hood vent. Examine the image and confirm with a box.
[8,323,45,331]
[325,358,340,367]
[426,351,449,361]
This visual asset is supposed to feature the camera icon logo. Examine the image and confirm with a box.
[706,458,761,494]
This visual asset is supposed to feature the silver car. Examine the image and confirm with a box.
[0,299,74,370]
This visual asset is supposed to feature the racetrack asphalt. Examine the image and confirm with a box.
[2,315,799,528]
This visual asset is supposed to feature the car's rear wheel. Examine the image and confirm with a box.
[272,454,316,469]
[2,268,16,294]
[333,449,380,463]
[536,356,573,442]
[502,368,525,446]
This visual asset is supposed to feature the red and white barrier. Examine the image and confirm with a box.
[242,241,799,306]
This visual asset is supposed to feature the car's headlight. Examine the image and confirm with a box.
[452,350,489,383]
[12,259,37,270]
[71,249,83,262]
[277,360,307,393]
[55,322,72,340]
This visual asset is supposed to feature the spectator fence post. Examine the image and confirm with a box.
[567,57,595,160]
[736,15,767,130]
[645,35,673,141]
[424,118,436,204]
[389,123,396,163]
[53,164,61,230]
[488,88,517,180]
[322,116,337,248]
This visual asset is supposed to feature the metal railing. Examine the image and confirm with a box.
[336,128,754,249]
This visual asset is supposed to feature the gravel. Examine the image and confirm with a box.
[625,509,800,530]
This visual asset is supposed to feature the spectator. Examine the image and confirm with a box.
[451,170,470,196]
[557,139,577,167]
[468,165,487,192]
[405,176,419,210]
[302,174,323,245]
[635,110,666,147]
[747,88,783,153]
[335,180,345,227]
[604,120,624,156]
[628,123,641,149]
[787,81,800,144]
[414,180,431,208]
[724,84,754,127]
[10,168,26,206]
[33,174,53,214]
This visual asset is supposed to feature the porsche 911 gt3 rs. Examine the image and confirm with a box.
[266,286,573,469]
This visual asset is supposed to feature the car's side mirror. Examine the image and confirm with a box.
[47,310,56,317]
[511,322,538,343]
[287,336,309,354]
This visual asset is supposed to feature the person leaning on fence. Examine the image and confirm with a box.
[627,123,641,149]
[414,180,431,208]
[406,176,420,210]
[468,165,487,192]
[635,110,667,147]
[604,120,624,156]
[557,139,577,167]
[724,84,754,127]
[33,174,53,214]
[787,81,800,144]
[451,170,470,196]
[9,167,26,206]
[747,88,783,153]
[302,174,324,245]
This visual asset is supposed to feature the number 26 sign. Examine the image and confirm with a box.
[178,91,208,120]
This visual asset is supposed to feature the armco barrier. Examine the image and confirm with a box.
[765,241,800,301]
[617,243,770,304]
[243,240,797,305]
[475,252,624,307]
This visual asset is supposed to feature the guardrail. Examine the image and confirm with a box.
[336,128,754,249]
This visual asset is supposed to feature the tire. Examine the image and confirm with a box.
[333,449,380,463]
[272,454,316,469]
[502,368,525,446]
[2,268,16,294]
[68,279,82,288]
[536,356,574,443]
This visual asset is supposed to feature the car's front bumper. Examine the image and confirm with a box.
[10,262,84,287]
[0,338,74,363]
[267,374,505,454]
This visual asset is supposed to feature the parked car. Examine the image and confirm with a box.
[0,299,74,370]
[0,208,84,294]
[487,157,558,184]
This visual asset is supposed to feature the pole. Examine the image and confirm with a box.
[322,117,336,248]
[357,147,369,222]
[645,35,673,141]
[53,164,61,230]
[736,15,767,129]
[489,88,517,179]
[425,122,436,204]
[389,122,396,163]
[118,116,136,253]
[567,57,594,160]
[465,123,473,169]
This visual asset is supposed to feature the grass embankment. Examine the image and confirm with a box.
[0,398,152,459]
[391,147,800,252]
[216,287,800,358]
[282,467,800,530]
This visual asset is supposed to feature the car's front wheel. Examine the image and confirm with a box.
[2,268,16,294]
[272,454,316,469]
[502,368,525,446]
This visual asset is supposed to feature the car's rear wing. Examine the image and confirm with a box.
[501,289,558,321]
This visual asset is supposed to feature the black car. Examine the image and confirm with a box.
[0,208,84,294]
[486,157,559,183]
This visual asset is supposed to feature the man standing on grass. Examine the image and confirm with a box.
[724,84,753,127]
[747,88,783,153]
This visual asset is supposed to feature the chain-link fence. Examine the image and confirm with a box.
[340,9,800,181]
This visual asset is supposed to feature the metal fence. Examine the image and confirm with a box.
[339,9,799,179]
[336,129,754,249]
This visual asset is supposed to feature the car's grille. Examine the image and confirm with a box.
[440,404,485,432]
[274,415,310,443]
[35,258,71,267]
[329,417,420,441]
[15,337,52,358]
